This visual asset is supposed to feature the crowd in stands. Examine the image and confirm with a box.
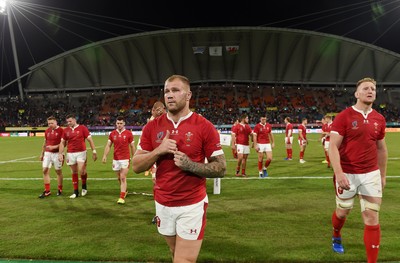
[1,84,399,130]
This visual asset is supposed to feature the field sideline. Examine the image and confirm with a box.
[1,133,399,262]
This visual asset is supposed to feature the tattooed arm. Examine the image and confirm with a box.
[173,151,226,178]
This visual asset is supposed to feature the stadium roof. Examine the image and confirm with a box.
[25,27,400,93]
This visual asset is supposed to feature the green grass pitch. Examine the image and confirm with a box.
[0,133,399,262]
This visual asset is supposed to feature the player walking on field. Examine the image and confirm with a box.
[132,74,226,263]
[39,116,64,198]
[230,119,239,159]
[102,116,136,204]
[252,115,274,178]
[323,115,333,168]
[58,114,97,199]
[320,116,329,164]
[284,117,293,160]
[298,118,308,163]
[231,113,253,177]
[329,77,387,263]
[143,101,166,183]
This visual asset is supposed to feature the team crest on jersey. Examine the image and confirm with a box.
[351,121,358,130]
[113,135,117,140]
[185,132,193,143]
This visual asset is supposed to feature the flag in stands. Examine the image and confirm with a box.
[226,45,239,55]
[192,46,206,54]
[209,46,222,56]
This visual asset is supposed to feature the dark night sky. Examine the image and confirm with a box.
[1,0,400,94]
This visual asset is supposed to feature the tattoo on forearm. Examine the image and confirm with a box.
[183,155,226,178]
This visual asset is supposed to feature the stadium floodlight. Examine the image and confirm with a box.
[0,0,24,101]
[0,0,7,15]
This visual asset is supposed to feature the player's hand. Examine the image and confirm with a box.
[102,156,106,163]
[58,153,64,162]
[158,130,177,155]
[173,150,190,170]
[336,172,350,191]
[92,152,98,161]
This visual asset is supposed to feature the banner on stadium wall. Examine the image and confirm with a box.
[0,133,10,137]
[386,128,400,132]
[220,134,231,146]
[5,127,46,131]
[8,132,29,137]
[192,46,206,54]
[209,46,222,56]
[266,107,278,111]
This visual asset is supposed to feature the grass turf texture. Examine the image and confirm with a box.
[0,133,399,263]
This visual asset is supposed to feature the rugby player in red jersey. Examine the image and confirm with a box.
[102,116,135,204]
[329,77,387,263]
[58,114,97,199]
[39,116,64,198]
[132,75,226,263]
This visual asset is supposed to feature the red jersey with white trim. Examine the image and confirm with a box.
[331,106,386,174]
[62,125,91,153]
[232,123,252,145]
[45,126,64,153]
[325,122,332,142]
[321,123,328,139]
[108,129,134,160]
[139,112,223,207]
[298,124,307,140]
[285,123,293,137]
[253,123,272,143]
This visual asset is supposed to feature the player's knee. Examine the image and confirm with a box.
[336,196,354,210]
[360,199,380,212]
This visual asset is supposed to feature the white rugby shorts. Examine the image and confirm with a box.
[335,169,382,199]
[42,152,63,170]
[66,151,87,165]
[285,137,293,144]
[154,196,208,240]
[236,144,250,155]
[112,159,130,171]
[257,143,272,153]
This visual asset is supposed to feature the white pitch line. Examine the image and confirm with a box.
[0,156,37,164]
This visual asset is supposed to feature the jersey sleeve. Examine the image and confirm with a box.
[203,120,223,158]
[139,122,154,152]
[331,111,346,136]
